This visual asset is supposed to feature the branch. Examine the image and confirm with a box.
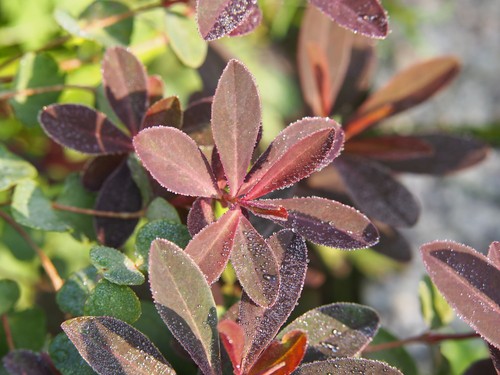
[1,315,15,351]
[52,202,145,219]
[0,84,96,101]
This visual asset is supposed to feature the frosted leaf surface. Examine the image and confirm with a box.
[292,358,403,374]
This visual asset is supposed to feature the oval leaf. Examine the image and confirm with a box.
[90,246,145,285]
[228,4,262,37]
[292,358,403,374]
[0,145,38,192]
[0,279,20,315]
[149,239,221,375]
[142,96,183,130]
[62,316,175,375]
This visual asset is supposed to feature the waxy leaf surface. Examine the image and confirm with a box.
[292,358,403,374]
[56,266,99,316]
[143,96,183,130]
[0,145,37,192]
[421,241,500,349]
[218,320,245,374]
[149,239,221,375]
[187,197,216,236]
[62,316,175,375]
[90,246,145,285]
[49,333,96,375]
[228,4,261,36]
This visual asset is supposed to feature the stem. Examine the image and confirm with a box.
[363,331,480,353]
[2,315,15,351]
[0,210,63,291]
[0,84,96,101]
[52,202,145,219]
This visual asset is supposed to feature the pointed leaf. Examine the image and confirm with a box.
[39,104,132,155]
[218,320,245,374]
[102,47,148,135]
[134,126,219,197]
[142,96,183,130]
[149,239,221,375]
[488,242,500,269]
[0,145,37,192]
[228,5,262,37]
[344,136,433,161]
[0,279,20,315]
[292,358,403,374]
[2,350,54,375]
[308,0,388,39]
[90,246,145,285]
[81,154,126,192]
[421,241,500,349]
[260,197,378,249]
[212,60,261,196]
[62,316,175,375]
[49,333,96,375]
[187,197,216,236]
[185,209,241,284]
[231,216,280,307]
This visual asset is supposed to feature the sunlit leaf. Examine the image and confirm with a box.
[56,266,99,317]
[90,246,144,286]
[0,279,20,315]
[292,358,403,374]
[187,197,215,236]
[0,145,37,192]
[2,350,53,375]
[149,239,221,375]
[142,96,183,130]
[488,242,500,269]
[419,275,454,330]
[218,320,245,375]
[228,4,262,37]
[146,197,181,223]
[62,316,175,374]
[421,241,500,349]
[49,333,96,375]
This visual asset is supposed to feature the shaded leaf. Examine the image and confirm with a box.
[187,197,216,236]
[419,275,453,330]
[488,344,500,374]
[374,223,412,263]
[421,241,500,349]
[279,303,379,361]
[49,333,96,375]
[228,5,262,37]
[261,197,378,249]
[149,239,221,375]
[127,154,153,205]
[488,242,500,269]
[90,246,145,286]
[0,279,20,315]
[182,98,213,146]
[62,316,175,375]
[0,145,37,192]
[81,154,126,192]
[147,75,165,105]
[218,320,245,375]
[463,358,497,375]
[2,350,54,375]
[39,104,132,155]
[142,96,183,130]
[6,308,46,352]
[146,197,181,223]
[133,126,219,197]
[84,279,141,324]
[292,358,403,374]
[56,266,99,317]
[308,0,388,39]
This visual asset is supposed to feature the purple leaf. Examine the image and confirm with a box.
[2,350,55,375]
[61,316,175,375]
[335,156,420,227]
[142,96,183,130]
[187,197,216,236]
[421,241,500,349]
[81,154,126,191]
[260,197,379,249]
[133,126,219,197]
[488,343,500,374]
[102,46,148,136]
[182,97,213,146]
[39,104,132,155]
[374,223,413,263]
[293,358,403,374]
[149,239,221,375]
[185,208,241,284]
[212,60,261,196]
[308,0,388,39]
[238,230,308,371]
[231,215,280,308]
[228,4,262,37]
[488,242,500,269]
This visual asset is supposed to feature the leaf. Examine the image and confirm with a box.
[463,358,497,375]
[260,197,378,249]
[488,242,500,269]
[62,316,175,375]
[56,266,99,317]
[419,275,454,330]
[374,224,412,263]
[90,246,145,286]
[218,320,245,375]
[182,98,213,146]
[84,279,141,324]
[239,231,308,371]
[149,239,221,375]
[39,104,132,155]
[231,215,280,308]
[142,96,183,130]
[292,358,403,374]
[127,154,153,205]
[81,154,126,192]
[212,60,261,196]
[6,308,46,352]
[185,209,241,284]
[2,350,54,375]
[488,344,500,374]
[133,126,219,197]
[0,145,37,192]
[146,197,181,223]
[11,179,68,232]
[94,161,142,248]
[308,0,388,39]
[135,220,191,272]
[187,197,215,236]
[298,5,353,116]
[228,4,262,37]
[335,156,420,227]
[49,333,96,375]
[147,75,165,105]
[10,52,65,126]
[279,303,379,361]
[420,241,500,349]
[346,56,460,138]
[0,279,20,315]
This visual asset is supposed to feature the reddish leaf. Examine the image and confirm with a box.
[81,154,126,191]
[298,5,353,116]
[231,215,280,307]
[182,97,213,146]
[335,156,420,227]
[309,0,388,39]
[212,60,261,196]
[488,343,500,374]
[374,223,413,263]
[2,350,55,375]
[133,126,219,197]
[260,197,379,249]
[142,96,183,130]
[185,208,241,284]
[187,197,216,236]
[102,46,148,136]
[218,320,245,375]
[421,241,500,349]
[293,358,403,374]
[247,330,307,375]
[488,242,500,269]
[228,4,262,37]
[147,75,165,105]
[39,104,132,155]
[239,200,288,221]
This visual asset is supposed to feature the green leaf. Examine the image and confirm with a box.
[165,5,208,68]
[441,336,489,375]
[10,52,65,126]
[0,145,37,192]
[84,279,141,324]
[11,179,68,232]
[0,279,20,315]
[135,220,191,272]
[90,246,145,285]
[6,308,46,351]
[56,266,99,316]
[419,275,454,329]
[127,155,153,205]
[49,333,97,375]
[146,197,181,223]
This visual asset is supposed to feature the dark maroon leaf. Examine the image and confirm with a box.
[260,197,379,249]
[308,0,388,39]
[39,104,132,155]
[218,320,245,375]
[463,358,497,375]
[228,4,262,37]
[292,358,403,374]
[335,156,420,227]
[211,147,227,191]
[488,343,500,374]
[182,97,213,146]
[374,223,412,262]
[2,350,55,375]
[488,242,500,269]
[61,316,175,374]
[239,230,308,371]
[421,241,500,349]
[142,96,182,130]
[133,126,219,197]
[187,197,216,236]
[102,46,148,136]
[81,154,127,192]
[147,75,165,105]
[94,160,142,248]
